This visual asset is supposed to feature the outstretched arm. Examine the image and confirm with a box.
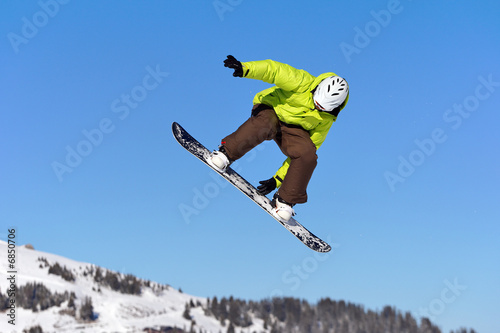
[241,59,315,93]
[223,55,315,93]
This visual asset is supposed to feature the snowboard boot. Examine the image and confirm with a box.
[272,192,295,222]
[209,146,231,173]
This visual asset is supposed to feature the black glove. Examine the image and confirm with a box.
[224,55,243,77]
[257,177,277,196]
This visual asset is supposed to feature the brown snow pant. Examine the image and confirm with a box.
[221,104,317,204]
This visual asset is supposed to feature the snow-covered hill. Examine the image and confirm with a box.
[0,240,267,333]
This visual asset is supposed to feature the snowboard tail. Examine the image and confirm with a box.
[172,122,331,253]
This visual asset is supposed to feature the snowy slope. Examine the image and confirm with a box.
[0,240,267,333]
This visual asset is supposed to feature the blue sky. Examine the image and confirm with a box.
[1,1,499,332]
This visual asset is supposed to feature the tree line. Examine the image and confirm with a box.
[185,296,476,333]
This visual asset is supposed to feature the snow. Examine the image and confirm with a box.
[0,240,268,333]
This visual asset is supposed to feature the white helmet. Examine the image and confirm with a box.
[313,76,349,112]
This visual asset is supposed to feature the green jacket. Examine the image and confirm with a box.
[240,60,348,187]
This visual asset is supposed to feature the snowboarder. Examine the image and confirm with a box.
[210,55,349,222]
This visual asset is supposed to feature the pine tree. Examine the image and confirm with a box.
[211,296,219,319]
[48,263,75,282]
[183,302,192,320]
[94,267,103,282]
[80,296,94,321]
[22,325,43,333]
[67,292,76,309]
[228,297,240,326]
[219,297,229,325]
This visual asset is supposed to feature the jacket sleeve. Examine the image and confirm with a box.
[273,158,290,188]
[309,118,334,150]
[241,60,315,93]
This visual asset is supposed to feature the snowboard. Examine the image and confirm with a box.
[172,122,331,253]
